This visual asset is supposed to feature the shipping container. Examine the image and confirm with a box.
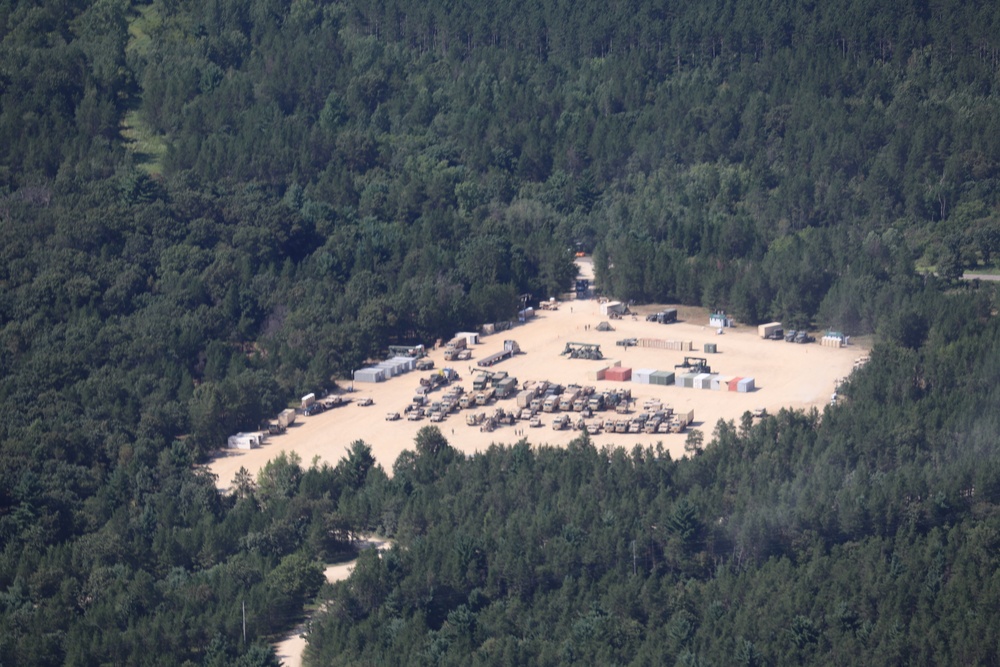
[354,367,386,383]
[711,375,734,391]
[650,371,675,386]
[375,361,400,377]
[693,373,713,390]
[704,343,718,354]
[605,366,632,382]
[737,377,756,393]
[388,356,416,372]
[632,368,655,384]
[727,377,743,392]
[586,365,609,381]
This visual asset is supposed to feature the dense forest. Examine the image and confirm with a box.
[1,0,1000,664]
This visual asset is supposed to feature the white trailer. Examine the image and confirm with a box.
[278,408,297,428]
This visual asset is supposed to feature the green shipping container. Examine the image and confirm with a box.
[650,371,675,386]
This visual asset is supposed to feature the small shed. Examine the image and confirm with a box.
[709,310,733,328]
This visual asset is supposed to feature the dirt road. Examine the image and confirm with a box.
[273,538,391,667]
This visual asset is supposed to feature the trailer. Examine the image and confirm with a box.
[516,389,535,409]
[600,301,626,317]
[477,340,521,367]
[758,322,783,339]
[278,408,297,428]
[300,393,316,410]
[670,409,695,433]
[228,432,263,450]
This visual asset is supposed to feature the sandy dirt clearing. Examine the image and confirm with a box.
[209,299,863,491]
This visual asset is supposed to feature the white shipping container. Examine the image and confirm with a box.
[600,301,625,316]
[457,331,480,345]
[694,373,713,390]
[712,375,734,391]
[376,361,401,377]
[632,368,655,384]
[389,356,416,372]
[354,367,386,383]
[737,377,756,393]
[228,432,262,449]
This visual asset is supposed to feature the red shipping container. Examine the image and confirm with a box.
[605,367,632,382]
[727,377,742,392]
